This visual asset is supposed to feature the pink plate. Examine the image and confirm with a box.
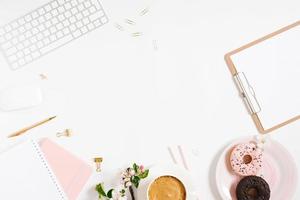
[215,136,298,200]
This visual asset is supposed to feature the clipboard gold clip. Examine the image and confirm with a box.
[233,72,261,114]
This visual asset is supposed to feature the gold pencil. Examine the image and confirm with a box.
[8,116,57,138]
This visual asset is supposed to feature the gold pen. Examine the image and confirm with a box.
[8,116,57,138]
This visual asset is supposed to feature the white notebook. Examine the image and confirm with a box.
[225,21,300,133]
[0,139,66,200]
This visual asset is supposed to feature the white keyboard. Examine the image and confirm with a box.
[0,0,108,70]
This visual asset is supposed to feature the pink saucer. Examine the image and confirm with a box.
[215,136,298,200]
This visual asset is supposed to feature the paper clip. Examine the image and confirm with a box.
[131,32,142,37]
[139,7,149,16]
[56,129,72,137]
[94,157,103,172]
[125,19,136,25]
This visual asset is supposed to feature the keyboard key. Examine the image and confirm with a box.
[12,30,19,37]
[31,27,38,35]
[45,21,52,28]
[36,33,43,40]
[58,14,65,21]
[84,1,91,8]
[101,16,108,24]
[16,51,24,58]
[37,41,44,48]
[6,47,17,55]
[64,11,72,18]
[83,18,90,25]
[38,16,46,23]
[62,28,70,35]
[18,58,26,66]
[38,25,46,31]
[51,1,59,8]
[45,13,52,20]
[64,2,72,10]
[43,30,51,37]
[87,23,95,30]
[40,34,72,54]
[89,12,102,22]
[24,48,31,55]
[2,41,12,49]
[38,8,46,15]
[25,15,32,22]
[58,6,65,13]
[31,11,39,19]
[93,19,102,27]
[62,19,70,26]
[32,51,40,59]
[25,55,33,62]
[18,18,26,25]
[58,0,65,5]
[51,9,59,16]
[72,29,81,38]
[0,28,5,35]
[69,24,76,31]
[76,13,83,20]
[71,7,78,15]
[8,55,17,62]
[56,30,63,38]
[25,23,32,30]
[29,45,37,52]
[70,0,78,7]
[82,9,89,17]
[76,21,83,28]
[69,16,76,23]
[56,23,64,30]
[11,38,18,45]
[0,36,5,44]
[11,22,19,29]
[30,37,37,43]
[45,5,52,12]
[16,43,24,50]
[78,4,84,11]
[49,34,57,41]
[43,38,50,45]
[31,19,39,27]
[25,31,32,38]
[80,26,88,33]
[89,6,96,13]
[51,17,59,25]
[23,40,30,47]
[50,26,57,34]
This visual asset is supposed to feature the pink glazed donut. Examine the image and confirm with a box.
[230,142,263,176]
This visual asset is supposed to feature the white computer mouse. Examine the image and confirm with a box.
[0,84,43,111]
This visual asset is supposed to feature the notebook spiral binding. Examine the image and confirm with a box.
[31,140,67,200]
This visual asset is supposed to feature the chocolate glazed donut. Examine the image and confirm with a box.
[236,176,270,200]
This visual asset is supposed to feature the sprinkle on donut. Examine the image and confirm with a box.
[230,142,263,176]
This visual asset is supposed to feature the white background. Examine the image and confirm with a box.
[0,0,299,199]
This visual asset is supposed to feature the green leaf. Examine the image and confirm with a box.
[133,163,138,173]
[95,183,107,198]
[107,189,114,198]
[131,176,140,188]
[138,169,149,179]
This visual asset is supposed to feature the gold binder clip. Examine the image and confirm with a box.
[94,157,103,172]
[56,129,72,137]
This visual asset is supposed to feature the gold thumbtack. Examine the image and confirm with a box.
[125,19,135,25]
[131,32,142,37]
[56,129,72,137]
[94,157,103,172]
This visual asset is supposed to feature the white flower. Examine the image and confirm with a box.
[129,169,135,176]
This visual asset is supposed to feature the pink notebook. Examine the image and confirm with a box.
[39,139,92,200]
